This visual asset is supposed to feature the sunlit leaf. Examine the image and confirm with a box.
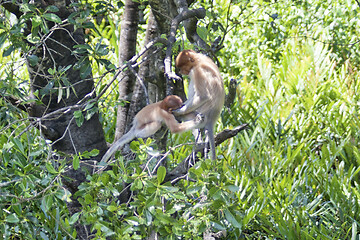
[157,166,166,184]
[42,13,62,23]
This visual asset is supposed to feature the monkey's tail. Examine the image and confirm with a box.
[99,130,135,167]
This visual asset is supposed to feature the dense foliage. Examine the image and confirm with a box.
[1,0,360,239]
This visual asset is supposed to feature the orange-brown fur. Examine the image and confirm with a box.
[174,50,225,160]
[100,95,202,164]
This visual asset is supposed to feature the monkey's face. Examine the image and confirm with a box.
[179,65,192,75]
[163,95,183,112]
[176,50,196,76]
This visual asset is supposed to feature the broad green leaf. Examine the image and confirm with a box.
[46,5,59,12]
[46,162,58,174]
[89,149,99,157]
[12,138,25,155]
[5,214,19,223]
[84,102,95,111]
[80,62,92,79]
[0,32,7,48]
[107,205,118,212]
[55,188,72,202]
[3,45,15,57]
[73,155,80,170]
[131,178,143,191]
[42,13,62,23]
[32,15,42,28]
[157,166,166,184]
[69,212,80,225]
[224,208,242,229]
[74,110,84,127]
[196,26,208,40]
[27,54,39,66]
[20,3,35,13]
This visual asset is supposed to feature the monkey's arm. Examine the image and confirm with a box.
[162,110,203,133]
[172,95,210,116]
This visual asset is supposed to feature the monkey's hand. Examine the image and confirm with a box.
[166,72,182,82]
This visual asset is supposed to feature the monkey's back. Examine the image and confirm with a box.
[190,55,225,124]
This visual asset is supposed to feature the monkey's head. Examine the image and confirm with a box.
[162,95,183,112]
[175,49,197,75]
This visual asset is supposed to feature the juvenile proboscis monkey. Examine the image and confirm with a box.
[100,95,203,165]
[173,49,225,160]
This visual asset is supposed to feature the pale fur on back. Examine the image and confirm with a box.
[188,53,225,125]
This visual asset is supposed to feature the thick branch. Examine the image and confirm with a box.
[174,0,209,49]
[164,8,206,94]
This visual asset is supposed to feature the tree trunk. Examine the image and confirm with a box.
[2,1,108,238]
[115,0,141,140]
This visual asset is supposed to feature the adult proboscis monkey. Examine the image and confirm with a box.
[173,49,225,160]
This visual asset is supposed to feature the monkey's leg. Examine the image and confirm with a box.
[135,121,162,138]
[205,127,216,160]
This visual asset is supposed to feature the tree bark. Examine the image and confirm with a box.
[128,12,159,126]
[115,0,141,140]
[2,1,107,158]
[2,1,108,238]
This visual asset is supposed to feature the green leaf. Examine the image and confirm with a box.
[46,5,59,12]
[40,19,49,34]
[73,111,82,118]
[42,13,62,23]
[40,232,49,240]
[40,81,54,96]
[27,54,39,66]
[69,212,80,225]
[196,26,208,40]
[20,3,35,13]
[12,138,26,156]
[157,166,166,184]
[32,15,42,28]
[0,32,7,48]
[73,155,80,170]
[5,214,19,223]
[57,85,63,103]
[84,101,95,111]
[55,188,72,202]
[131,178,143,191]
[80,62,92,79]
[3,45,15,57]
[73,110,84,127]
[224,208,242,229]
[107,205,118,212]
[351,221,357,240]
[89,149,99,157]
[46,162,58,174]
[74,44,93,51]
[48,67,55,75]
[99,59,116,70]
[85,106,98,120]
